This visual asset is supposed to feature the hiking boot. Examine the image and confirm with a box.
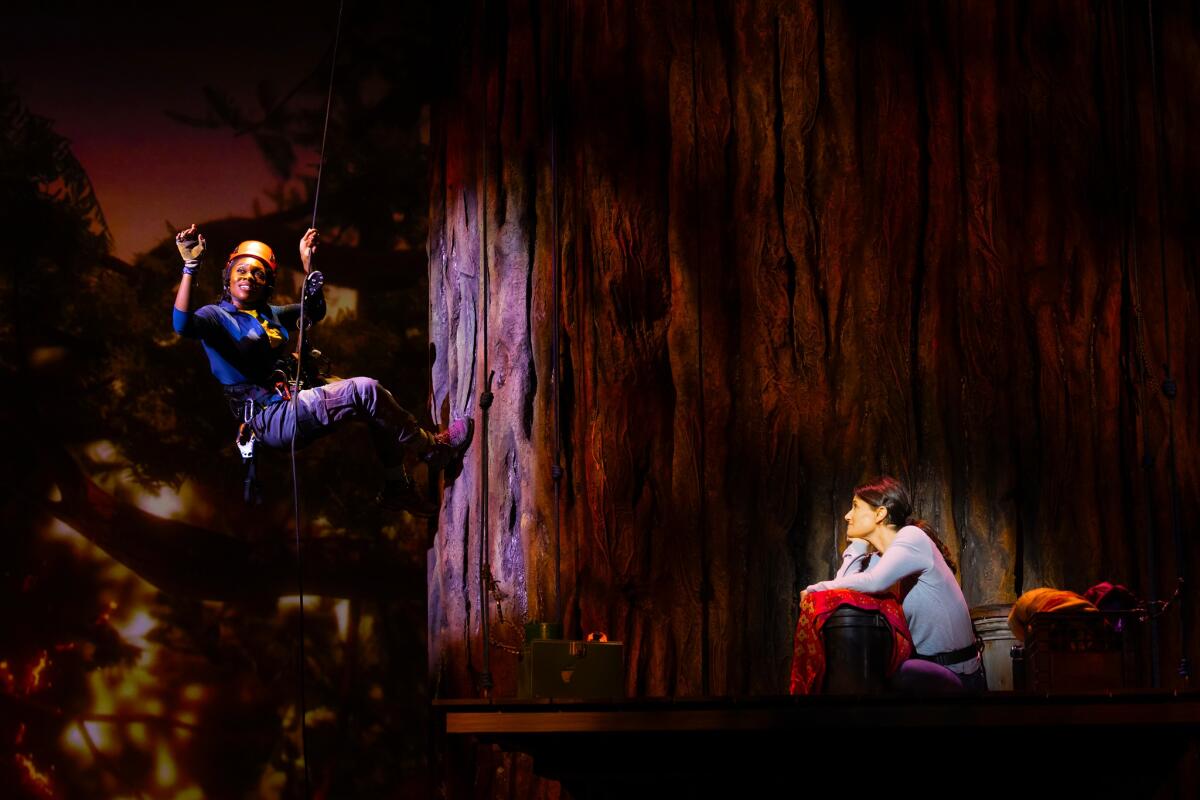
[378,475,438,518]
[423,416,474,474]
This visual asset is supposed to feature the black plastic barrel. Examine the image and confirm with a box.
[822,607,892,694]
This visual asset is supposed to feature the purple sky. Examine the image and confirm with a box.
[3,4,335,260]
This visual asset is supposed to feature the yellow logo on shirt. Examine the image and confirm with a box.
[241,309,284,348]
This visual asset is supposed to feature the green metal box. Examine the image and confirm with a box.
[517,639,625,699]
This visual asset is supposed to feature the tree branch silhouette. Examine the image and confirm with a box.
[42,446,421,604]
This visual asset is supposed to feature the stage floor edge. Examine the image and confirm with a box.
[436,691,1200,734]
[433,693,1200,794]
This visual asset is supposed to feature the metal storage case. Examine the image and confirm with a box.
[518,639,625,699]
[1015,611,1140,692]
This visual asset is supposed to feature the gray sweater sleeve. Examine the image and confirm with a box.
[834,539,873,579]
[806,528,931,594]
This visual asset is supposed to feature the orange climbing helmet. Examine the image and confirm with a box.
[227,240,278,272]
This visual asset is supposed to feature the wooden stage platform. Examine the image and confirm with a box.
[435,693,1200,796]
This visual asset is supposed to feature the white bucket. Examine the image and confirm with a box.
[971,604,1017,692]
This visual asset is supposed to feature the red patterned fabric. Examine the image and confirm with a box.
[789,589,913,695]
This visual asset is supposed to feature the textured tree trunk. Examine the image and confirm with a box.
[40,446,424,603]
[427,0,1199,716]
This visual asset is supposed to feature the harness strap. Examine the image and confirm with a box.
[236,399,261,506]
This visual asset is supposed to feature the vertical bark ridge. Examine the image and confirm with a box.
[426,0,1200,723]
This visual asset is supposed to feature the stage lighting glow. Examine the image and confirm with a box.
[335,599,350,640]
[155,740,177,787]
[15,753,54,798]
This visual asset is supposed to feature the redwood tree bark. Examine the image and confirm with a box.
[427,0,1199,705]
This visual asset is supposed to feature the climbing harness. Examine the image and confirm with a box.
[232,271,327,506]
[237,399,260,505]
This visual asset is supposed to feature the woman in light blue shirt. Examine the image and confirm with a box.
[805,476,985,691]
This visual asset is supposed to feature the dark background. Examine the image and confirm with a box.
[2,1,1198,798]
[3,1,451,797]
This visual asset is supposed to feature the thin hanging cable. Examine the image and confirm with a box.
[1118,0,1162,686]
[566,11,586,636]
[287,1,345,793]
[690,0,711,697]
[1145,0,1189,681]
[549,0,564,627]
[310,2,345,232]
[477,1,494,697]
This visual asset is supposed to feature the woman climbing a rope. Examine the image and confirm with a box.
[170,224,472,517]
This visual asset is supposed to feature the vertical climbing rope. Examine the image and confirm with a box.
[690,0,712,697]
[477,0,495,696]
[1117,0,1162,686]
[1145,0,1189,682]
[287,1,345,792]
[550,0,565,628]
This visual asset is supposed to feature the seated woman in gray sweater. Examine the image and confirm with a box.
[804,476,985,691]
